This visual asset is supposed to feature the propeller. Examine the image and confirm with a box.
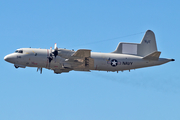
[47,47,53,68]
[47,43,59,67]
[52,43,58,62]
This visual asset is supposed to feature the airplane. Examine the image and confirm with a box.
[4,30,174,74]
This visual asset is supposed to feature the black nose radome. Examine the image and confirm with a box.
[171,59,175,61]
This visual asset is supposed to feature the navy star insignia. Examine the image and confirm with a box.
[111,59,118,67]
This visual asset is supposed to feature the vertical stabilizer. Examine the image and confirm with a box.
[137,30,157,57]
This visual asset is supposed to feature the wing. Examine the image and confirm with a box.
[56,49,94,72]
[71,49,94,70]
[72,49,91,58]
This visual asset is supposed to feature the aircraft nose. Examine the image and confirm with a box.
[4,55,9,61]
[4,54,16,63]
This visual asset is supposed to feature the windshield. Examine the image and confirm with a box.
[14,50,23,53]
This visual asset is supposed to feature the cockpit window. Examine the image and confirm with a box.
[19,50,23,53]
[14,50,23,53]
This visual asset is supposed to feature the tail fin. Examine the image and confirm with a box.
[138,30,157,56]
[112,30,158,57]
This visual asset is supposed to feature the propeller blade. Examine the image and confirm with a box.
[50,47,52,54]
[47,47,53,68]
[53,43,58,62]
[47,44,58,65]
[54,43,58,50]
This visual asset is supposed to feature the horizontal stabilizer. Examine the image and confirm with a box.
[72,49,91,58]
[143,51,161,60]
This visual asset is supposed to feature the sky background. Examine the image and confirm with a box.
[0,0,180,120]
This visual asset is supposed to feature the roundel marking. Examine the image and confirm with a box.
[111,59,118,67]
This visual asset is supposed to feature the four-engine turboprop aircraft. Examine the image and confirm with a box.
[4,30,174,74]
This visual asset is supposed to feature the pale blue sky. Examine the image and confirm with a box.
[1,0,180,120]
